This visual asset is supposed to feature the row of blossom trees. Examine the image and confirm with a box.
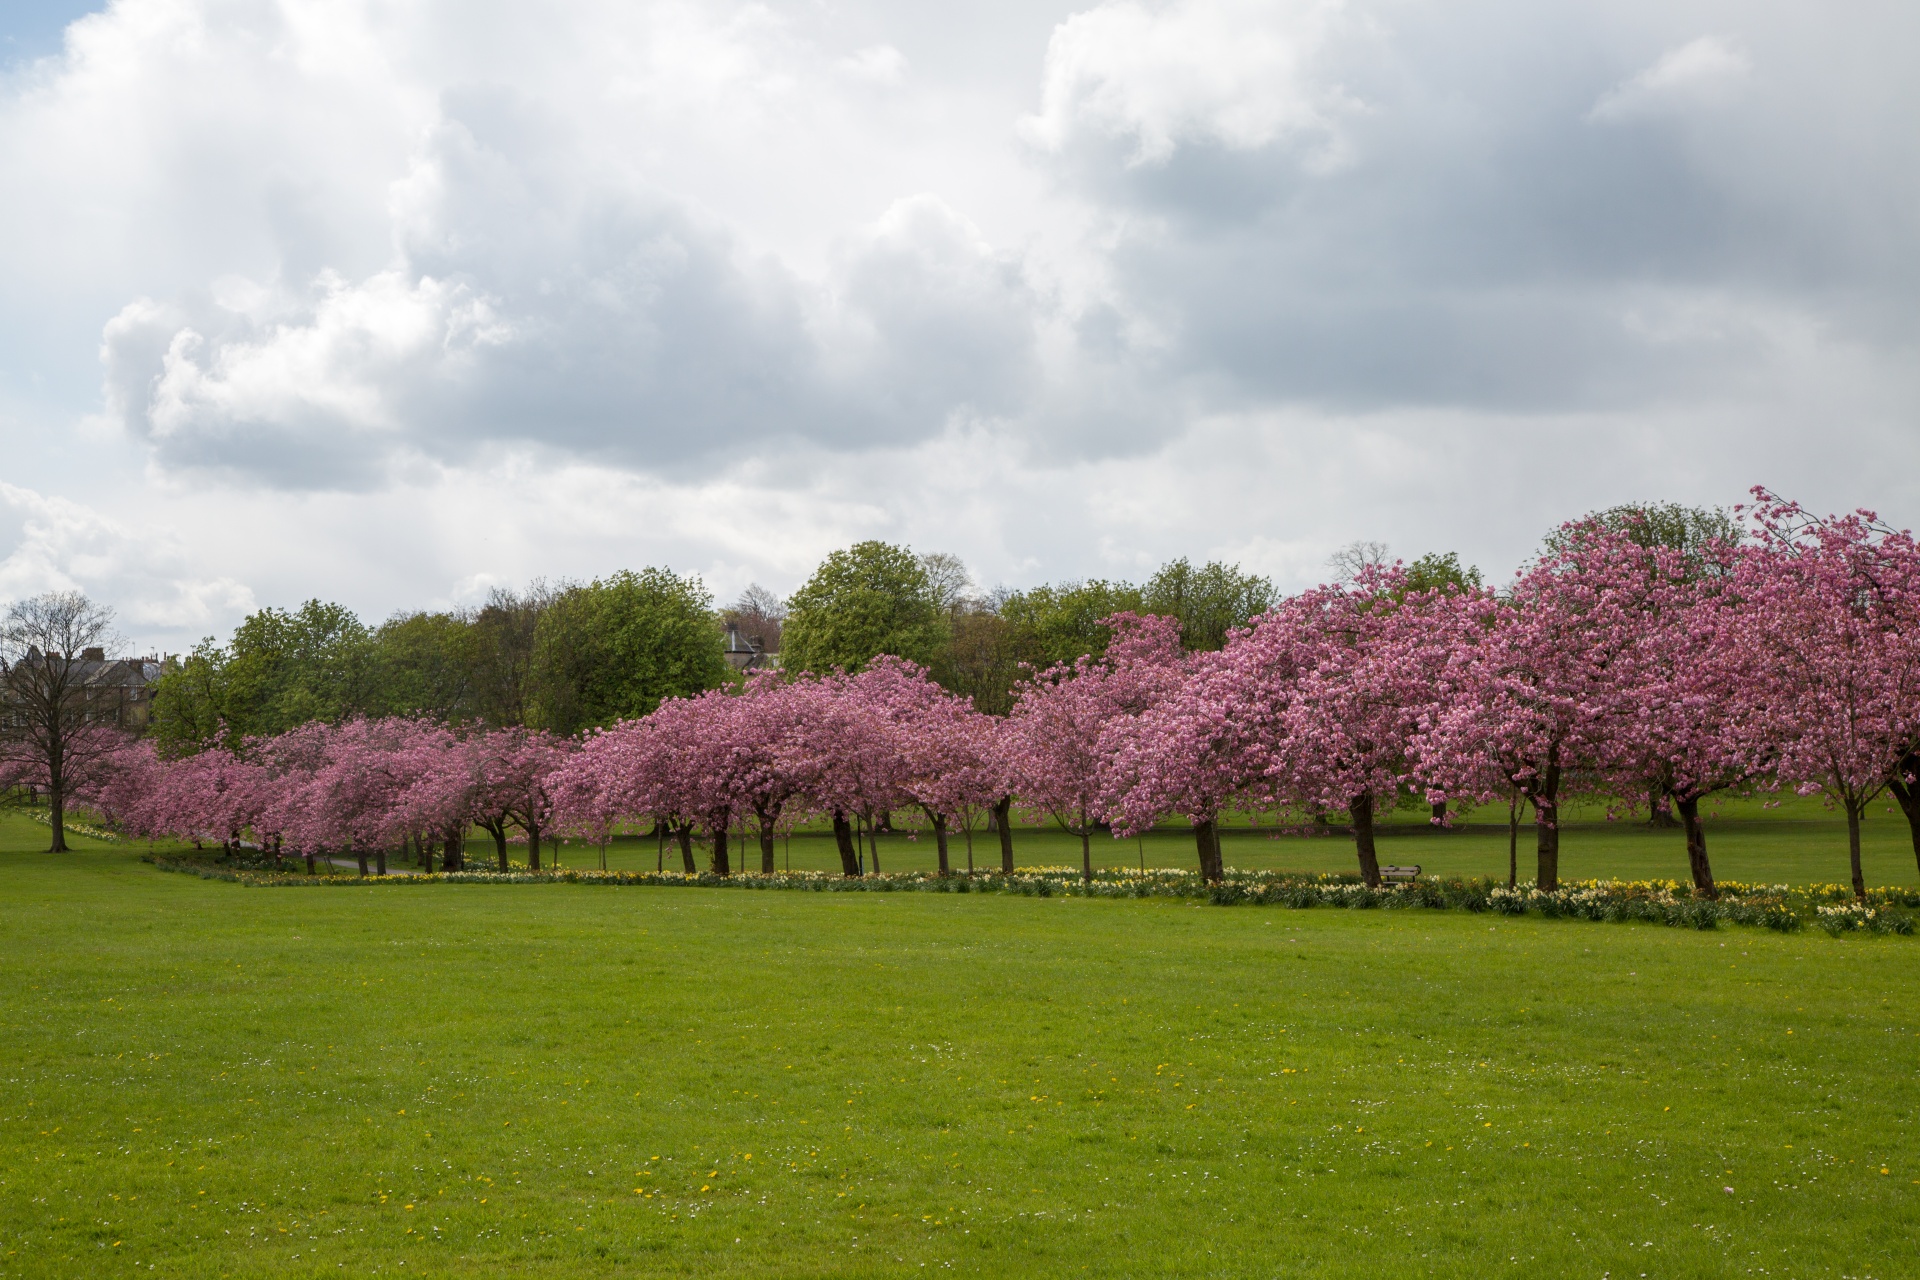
[63,492,1920,900]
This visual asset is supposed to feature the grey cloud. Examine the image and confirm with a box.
[100,89,1047,488]
[1040,0,1920,414]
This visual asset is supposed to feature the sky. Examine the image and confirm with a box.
[1,0,1916,654]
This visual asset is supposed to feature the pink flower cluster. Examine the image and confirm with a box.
[75,490,1920,899]
[92,720,571,875]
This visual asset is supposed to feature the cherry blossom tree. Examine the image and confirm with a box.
[1415,527,1652,891]
[1264,571,1471,887]
[1010,614,1187,881]
[1729,492,1920,897]
[778,672,908,876]
[853,657,1003,876]
[461,727,572,872]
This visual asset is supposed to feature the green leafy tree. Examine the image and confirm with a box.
[997,579,1146,668]
[467,583,554,728]
[1141,558,1278,651]
[1543,502,1739,575]
[781,542,945,674]
[930,606,1042,716]
[370,611,477,721]
[530,569,729,733]
[149,600,378,751]
[1402,552,1484,596]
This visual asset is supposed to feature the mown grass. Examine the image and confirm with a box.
[1,826,1916,1278]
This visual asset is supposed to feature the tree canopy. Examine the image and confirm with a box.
[529,569,730,734]
[780,541,946,674]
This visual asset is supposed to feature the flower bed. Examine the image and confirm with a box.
[142,855,1920,934]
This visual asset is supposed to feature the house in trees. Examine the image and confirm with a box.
[722,623,775,672]
[3,646,164,731]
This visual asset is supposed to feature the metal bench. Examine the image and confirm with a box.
[1379,865,1422,885]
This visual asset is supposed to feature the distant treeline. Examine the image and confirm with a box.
[147,543,1485,753]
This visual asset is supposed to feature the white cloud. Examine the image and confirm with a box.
[1021,0,1359,165]
[837,44,909,86]
[0,482,254,645]
[1589,36,1751,122]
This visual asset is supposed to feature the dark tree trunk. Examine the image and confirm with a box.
[442,828,464,873]
[1194,818,1223,883]
[1349,794,1382,888]
[866,815,881,874]
[1507,792,1519,889]
[934,813,950,877]
[418,835,433,875]
[1080,829,1092,883]
[304,850,316,875]
[1532,761,1562,891]
[711,825,730,876]
[832,811,860,876]
[376,848,388,877]
[47,775,68,852]
[994,796,1015,874]
[676,824,697,874]
[875,811,895,832]
[355,847,369,877]
[1429,799,1447,826]
[526,824,541,871]
[1888,756,1920,880]
[758,811,777,875]
[1648,788,1679,829]
[1846,798,1867,901]
[482,821,509,872]
[1675,794,1716,899]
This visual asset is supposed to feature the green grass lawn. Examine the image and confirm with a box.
[2,821,1917,1277]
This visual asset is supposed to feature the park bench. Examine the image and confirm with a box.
[1379,865,1421,885]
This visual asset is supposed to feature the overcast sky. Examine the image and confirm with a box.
[1,0,1915,653]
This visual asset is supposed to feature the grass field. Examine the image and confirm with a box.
[2,812,1917,1278]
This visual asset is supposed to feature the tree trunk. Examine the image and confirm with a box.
[1194,818,1223,883]
[758,812,777,875]
[1846,797,1867,901]
[867,815,881,874]
[376,848,388,877]
[832,811,860,876]
[1507,791,1519,889]
[1648,786,1679,828]
[443,828,464,873]
[419,835,433,876]
[711,824,731,876]
[304,850,316,875]
[1675,794,1716,899]
[1080,829,1092,883]
[484,822,509,872]
[964,824,974,876]
[1532,762,1562,891]
[355,847,369,877]
[1888,759,1920,881]
[934,813,950,877]
[1349,794,1382,888]
[46,776,68,853]
[676,824,697,874]
[1429,799,1447,826]
[994,796,1015,874]
[526,824,541,871]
